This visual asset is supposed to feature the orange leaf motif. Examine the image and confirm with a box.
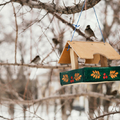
[74,73,82,81]
[109,71,118,79]
[62,74,69,82]
[91,70,101,79]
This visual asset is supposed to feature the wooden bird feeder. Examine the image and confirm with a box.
[58,41,120,86]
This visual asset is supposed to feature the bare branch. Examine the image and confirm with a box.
[0,115,11,120]
[3,1,101,40]
[11,2,18,63]
[47,13,97,41]
[41,46,57,63]
[53,13,86,37]
[0,82,24,101]
[11,0,102,14]
[0,62,100,69]
[0,1,11,6]
[92,111,120,120]
[1,92,120,106]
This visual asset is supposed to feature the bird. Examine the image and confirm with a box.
[30,55,40,64]
[72,105,85,112]
[26,0,38,2]
[52,38,60,46]
[110,90,118,96]
[84,25,97,39]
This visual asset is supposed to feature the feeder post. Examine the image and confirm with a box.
[100,55,108,67]
[70,49,79,70]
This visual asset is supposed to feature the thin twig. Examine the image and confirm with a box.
[23,78,30,100]
[12,2,18,63]
[0,115,11,120]
[0,1,11,6]
[41,46,57,63]
[20,12,48,34]
[92,111,120,120]
[39,24,60,59]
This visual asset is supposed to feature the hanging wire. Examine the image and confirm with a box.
[67,1,105,51]
[93,6,105,43]
[67,0,86,51]
[71,0,86,42]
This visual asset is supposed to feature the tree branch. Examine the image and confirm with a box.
[1,92,120,106]
[0,62,100,69]
[0,1,11,6]
[53,13,86,37]
[0,115,10,120]
[6,1,102,40]
[10,0,102,14]
[12,2,18,63]
[92,111,120,120]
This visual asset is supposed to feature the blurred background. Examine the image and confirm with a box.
[0,0,120,120]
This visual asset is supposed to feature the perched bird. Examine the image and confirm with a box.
[84,25,97,39]
[72,105,85,112]
[110,90,118,96]
[52,38,60,46]
[30,55,40,64]
[26,0,38,2]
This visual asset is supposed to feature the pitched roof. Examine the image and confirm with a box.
[58,41,120,64]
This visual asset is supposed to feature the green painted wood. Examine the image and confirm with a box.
[60,66,120,86]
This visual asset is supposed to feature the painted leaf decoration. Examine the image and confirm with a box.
[74,73,82,81]
[62,74,69,82]
[109,71,118,79]
[91,70,101,79]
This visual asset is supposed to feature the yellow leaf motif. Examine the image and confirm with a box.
[62,74,69,82]
[91,70,101,79]
[74,73,82,81]
[109,71,118,79]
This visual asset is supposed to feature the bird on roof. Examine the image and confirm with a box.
[84,25,97,39]
[30,55,40,64]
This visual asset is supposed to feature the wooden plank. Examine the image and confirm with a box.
[85,54,100,64]
[58,42,71,64]
[100,55,108,67]
[70,48,79,69]
[58,41,120,64]
[68,41,120,60]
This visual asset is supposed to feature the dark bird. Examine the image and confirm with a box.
[110,90,118,96]
[30,55,40,64]
[72,105,85,112]
[85,25,97,39]
[52,38,60,46]
[27,0,38,2]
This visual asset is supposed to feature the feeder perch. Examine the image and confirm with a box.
[58,41,120,86]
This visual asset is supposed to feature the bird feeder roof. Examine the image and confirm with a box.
[58,41,120,64]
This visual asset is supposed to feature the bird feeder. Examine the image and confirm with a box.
[58,41,120,86]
